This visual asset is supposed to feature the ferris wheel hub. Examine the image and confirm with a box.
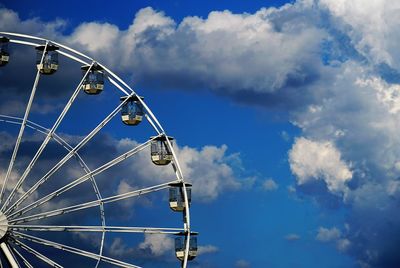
[0,212,8,239]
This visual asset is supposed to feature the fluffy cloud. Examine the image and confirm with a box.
[316,226,341,242]
[67,6,328,98]
[319,0,400,68]
[316,226,351,253]
[0,3,334,111]
[289,137,352,194]
[139,233,174,257]
[287,58,400,266]
[104,138,244,203]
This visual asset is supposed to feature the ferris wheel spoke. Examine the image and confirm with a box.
[12,232,141,268]
[9,247,33,268]
[0,42,49,205]
[5,96,135,216]
[10,239,63,268]
[9,180,176,224]
[1,62,97,213]
[7,137,159,220]
[0,243,20,268]
[8,225,184,234]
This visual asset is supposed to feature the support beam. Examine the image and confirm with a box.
[13,232,140,268]
[9,180,176,224]
[8,137,158,219]
[0,242,19,268]
[0,42,48,205]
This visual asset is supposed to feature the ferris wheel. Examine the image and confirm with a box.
[0,32,197,268]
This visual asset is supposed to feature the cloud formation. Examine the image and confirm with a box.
[316,226,341,242]
[139,234,174,257]
[289,137,352,194]
[316,226,351,253]
[3,0,400,267]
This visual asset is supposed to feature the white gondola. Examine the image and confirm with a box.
[0,36,10,66]
[35,44,59,75]
[169,182,192,212]
[120,95,144,125]
[81,64,104,95]
[175,233,198,261]
[150,136,174,165]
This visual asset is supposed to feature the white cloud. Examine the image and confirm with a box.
[262,178,279,191]
[289,137,352,194]
[357,76,400,114]
[117,6,325,94]
[319,0,400,67]
[113,139,243,202]
[0,8,66,39]
[139,233,174,257]
[336,238,351,252]
[70,23,120,53]
[197,245,218,256]
[316,226,341,242]
[109,237,136,257]
[316,226,351,253]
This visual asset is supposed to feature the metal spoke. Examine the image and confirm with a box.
[9,247,33,268]
[10,239,63,268]
[1,62,96,212]
[8,225,183,234]
[5,96,134,215]
[7,137,159,220]
[13,232,141,268]
[0,42,48,205]
[9,180,176,224]
[0,243,19,268]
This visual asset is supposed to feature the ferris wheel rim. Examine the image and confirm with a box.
[0,32,193,267]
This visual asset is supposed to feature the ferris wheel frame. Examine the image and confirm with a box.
[0,31,194,268]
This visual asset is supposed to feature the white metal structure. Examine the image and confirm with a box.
[0,32,194,268]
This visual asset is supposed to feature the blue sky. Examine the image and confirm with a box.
[1,0,400,268]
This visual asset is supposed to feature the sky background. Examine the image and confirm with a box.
[1,0,400,267]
